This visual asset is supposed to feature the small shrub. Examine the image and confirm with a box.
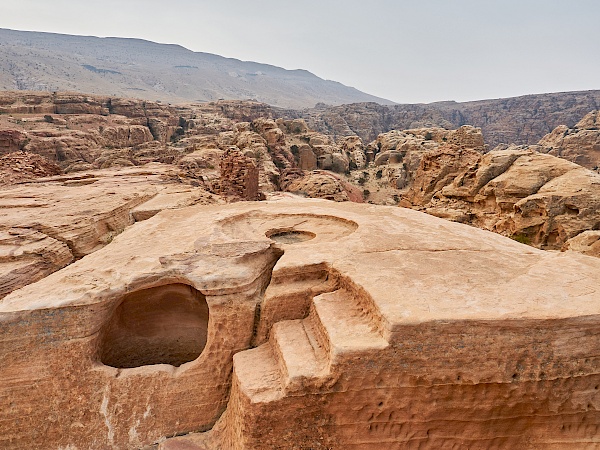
[510,233,531,245]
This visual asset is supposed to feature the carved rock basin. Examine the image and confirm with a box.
[1,199,599,449]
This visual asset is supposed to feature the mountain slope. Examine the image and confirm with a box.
[0,28,394,109]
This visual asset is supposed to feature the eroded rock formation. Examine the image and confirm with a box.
[1,200,599,449]
[538,110,600,170]
[0,164,220,298]
[403,146,600,250]
[0,151,62,184]
[213,148,261,201]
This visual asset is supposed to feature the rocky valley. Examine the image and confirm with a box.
[1,89,600,449]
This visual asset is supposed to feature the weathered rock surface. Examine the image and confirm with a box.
[0,93,373,198]
[538,110,600,170]
[403,146,600,250]
[0,151,62,184]
[344,126,486,206]
[0,164,219,297]
[0,92,181,170]
[1,199,599,449]
[213,148,260,201]
[563,230,600,258]
[282,171,355,202]
[0,228,73,299]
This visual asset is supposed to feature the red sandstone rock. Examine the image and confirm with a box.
[213,148,261,201]
[0,151,62,184]
[563,230,600,258]
[283,172,350,201]
[404,146,600,251]
[0,164,219,296]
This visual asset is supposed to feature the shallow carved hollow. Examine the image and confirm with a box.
[266,229,316,244]
[99,283,209,368]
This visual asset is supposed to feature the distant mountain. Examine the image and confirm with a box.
[0,28,394,109]
[287,90,600,147]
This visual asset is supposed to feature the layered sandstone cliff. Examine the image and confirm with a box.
[0,164,220,299]
[288,90,600,148]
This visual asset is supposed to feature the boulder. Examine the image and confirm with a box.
[538,110,600,170]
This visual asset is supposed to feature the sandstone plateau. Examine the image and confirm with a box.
[2,91,600,260]
[1,199,600,449]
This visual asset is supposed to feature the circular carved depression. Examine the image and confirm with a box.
[266,229,316,244]
[100,283,209,369]
[219,211,358,243]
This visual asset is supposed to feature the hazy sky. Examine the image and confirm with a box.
[1,0,598,103]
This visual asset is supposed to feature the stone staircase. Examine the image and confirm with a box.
[252,263,338,345]
[159,286,389,450]
[236,287,388,402]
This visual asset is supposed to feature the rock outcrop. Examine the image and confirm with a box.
[0,151,62,184]
[344,126,486,206]
[213,148,261,201]
[0,92,181,171]
[538,110,600,170]
[403,146,600,250]
[1,199,599,449]
[281,171,362,203]
[563,230,600,258]
[0,164,219,297]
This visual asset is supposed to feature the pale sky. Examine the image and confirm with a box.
[1,0,598,104]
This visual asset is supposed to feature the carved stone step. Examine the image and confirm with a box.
[311,289,388,362]
[270,318,328,392]
[232,344,283,404]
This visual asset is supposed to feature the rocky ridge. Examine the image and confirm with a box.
[402,145,600,251]
[287,90,600,148]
